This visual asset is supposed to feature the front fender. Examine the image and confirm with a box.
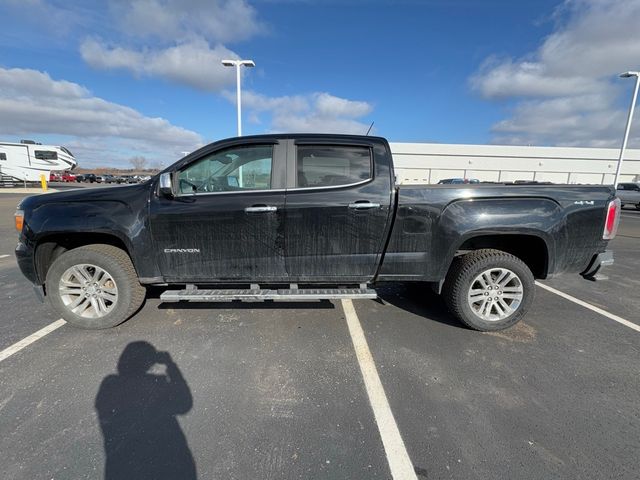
[23,197,157,281]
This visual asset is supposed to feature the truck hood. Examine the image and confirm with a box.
[19,183,152,211]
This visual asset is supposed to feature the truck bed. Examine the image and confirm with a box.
[378,184,614,282]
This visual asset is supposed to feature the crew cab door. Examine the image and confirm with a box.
[149,140,287,282]
[283,139,394,282]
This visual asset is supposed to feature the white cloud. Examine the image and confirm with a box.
[81,38,238,92]
[470,0,640,147]
[470,58,606,99]
[110,0,264,43]
[0,0,83,34]
[79,0,264,92]
[237,91,374,134]
[315,92,372,118]
[0,67,202,167]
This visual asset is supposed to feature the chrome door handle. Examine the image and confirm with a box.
[244,205,277,213]
[348,202,380,210]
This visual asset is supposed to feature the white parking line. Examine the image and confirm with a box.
[0,319,66,363]
[535,282,640,333]
[621,214,640,220]
[341,299,417,480]
[0,254,10,259]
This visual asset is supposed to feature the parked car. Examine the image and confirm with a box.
[83,173,97,183]
[119,175,138,184]
[75,174,85,182]
[95,175,105,183]
[103,174,118,184]
[49,172,62,182]
[616,182,640,209]
[14,134,619,331]
[61,172,76,182]
[438,178,480,184]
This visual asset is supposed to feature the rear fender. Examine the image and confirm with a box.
[434,197,563,280]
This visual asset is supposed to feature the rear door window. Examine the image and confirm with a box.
[296,145,371,188]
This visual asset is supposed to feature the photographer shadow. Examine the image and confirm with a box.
[95,341,196,480]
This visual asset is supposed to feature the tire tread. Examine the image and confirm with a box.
[46,244,145,328]
[443,249,534,331]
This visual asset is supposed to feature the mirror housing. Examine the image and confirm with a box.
[159,172,174,197]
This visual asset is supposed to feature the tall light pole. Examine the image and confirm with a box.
[614,71,640,187]
[222,59,255,136]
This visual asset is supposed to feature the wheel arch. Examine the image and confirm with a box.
[446,232,550,281]
[34,233,134,285]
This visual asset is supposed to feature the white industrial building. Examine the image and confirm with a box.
[390,142,640,185]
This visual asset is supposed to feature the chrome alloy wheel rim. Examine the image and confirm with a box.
[58,264,118,318]
[467,267,523,322]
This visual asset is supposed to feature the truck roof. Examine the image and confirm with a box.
[215,133,387,143]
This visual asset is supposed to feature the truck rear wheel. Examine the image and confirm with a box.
[443,249,534,331]
[45,244,146,329]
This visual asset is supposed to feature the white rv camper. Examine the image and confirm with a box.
[0,140,77,183]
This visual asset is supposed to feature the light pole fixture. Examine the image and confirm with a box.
[221,59,255,136]
[614,71,640,187]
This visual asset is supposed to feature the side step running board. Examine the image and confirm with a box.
[160,285,377,302]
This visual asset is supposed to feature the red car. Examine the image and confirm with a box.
[50,172,76,182]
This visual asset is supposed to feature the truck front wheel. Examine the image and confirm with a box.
[45,244,146,329]
[443,249,535,331]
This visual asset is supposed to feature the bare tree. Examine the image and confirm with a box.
[129,156,148,170]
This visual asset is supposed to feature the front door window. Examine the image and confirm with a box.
[178,145,273,194]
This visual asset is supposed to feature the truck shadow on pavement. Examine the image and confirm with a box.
[376,283,466,329]
[148,285,462,327]
[95,341,196,480]
[155,300,336,311]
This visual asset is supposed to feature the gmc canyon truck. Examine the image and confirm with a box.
[14,134,620,331]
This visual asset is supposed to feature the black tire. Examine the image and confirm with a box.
[45,244,146,329]
[442,249,535,331]
[635,203,640,210]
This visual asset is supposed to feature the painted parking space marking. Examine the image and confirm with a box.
[620,214,640,220]
[0,319,66,363]
[535,282,640,333]
[341,299,418,480]
[0,254,10,259]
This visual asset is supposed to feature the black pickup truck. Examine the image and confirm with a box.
[15,134,620,331]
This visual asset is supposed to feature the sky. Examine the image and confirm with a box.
[1,0,640,168]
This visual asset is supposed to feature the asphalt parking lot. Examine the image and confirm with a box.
[0,186,639,480]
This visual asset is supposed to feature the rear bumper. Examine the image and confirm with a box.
[581,250,614,280]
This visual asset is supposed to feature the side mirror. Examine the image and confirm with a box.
[159,172,174,197]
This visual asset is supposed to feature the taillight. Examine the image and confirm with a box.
[603,198,621,240]
[14,209,24,232]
